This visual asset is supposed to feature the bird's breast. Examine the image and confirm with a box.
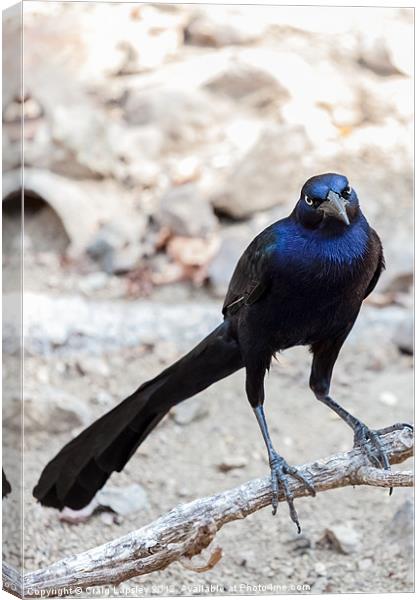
[273,218,371,280]
[259,220,374,348]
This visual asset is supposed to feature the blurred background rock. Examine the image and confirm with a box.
[3,3,413,303]
[2,2,413,593]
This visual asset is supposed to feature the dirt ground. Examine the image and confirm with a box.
[21,327,414,596]
[2,229,413,594]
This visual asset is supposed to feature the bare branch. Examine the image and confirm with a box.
[3,425,413,598]
[355,466,413,488]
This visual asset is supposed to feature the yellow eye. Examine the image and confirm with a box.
[305,195,313,206]
[343,185,352,198]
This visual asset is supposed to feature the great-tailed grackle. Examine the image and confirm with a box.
[33,173,409,531]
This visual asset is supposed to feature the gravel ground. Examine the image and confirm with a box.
[3,288,413,595]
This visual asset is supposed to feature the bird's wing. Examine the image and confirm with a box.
[364,228,385,299]
[223,227,277,316]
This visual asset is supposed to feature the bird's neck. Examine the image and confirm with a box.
[277,212,370,267]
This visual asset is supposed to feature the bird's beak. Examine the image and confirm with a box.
[322,190,350,226]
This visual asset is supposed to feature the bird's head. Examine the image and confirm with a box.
[295,173,359,230]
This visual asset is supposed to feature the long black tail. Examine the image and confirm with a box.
[2,469,11,499]
[33,321,243,510]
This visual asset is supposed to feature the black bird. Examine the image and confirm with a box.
[33,173,408,531]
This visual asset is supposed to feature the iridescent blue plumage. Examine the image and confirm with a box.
[274,212,370,268]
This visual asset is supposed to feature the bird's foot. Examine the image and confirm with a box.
[269,453,316,533]
[353,422,413,496]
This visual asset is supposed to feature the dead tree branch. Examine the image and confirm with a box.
[3,425,413,598]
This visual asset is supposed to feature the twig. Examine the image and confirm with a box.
[356,466,413,488]
[3,425,413,598]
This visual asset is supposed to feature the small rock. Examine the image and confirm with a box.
[94,391,114,407]
[358,37,402,76]
[366,345,398,372]
[208,224,253,297]
[126,159,161,188]
[235,549,258,570]
[55,361,66,375]
[217,456,248,473]
[36,251,60,269]
[177,487,191,499]
[22,389,91,433]
[309,577,330,594]
[76,356,110,377]
[166,235,219,268]
[358,558,373,570]
[314,561,327,577]
[36,365,50,384]
[392,314,413,355]
[86,221,144,275]
[107,246,142,275]
[318,524,361,555]
[376,233,413,296]
[170,156,201,185]
[388,498,414,557]
[205,63,288,107]
[287,534,312,555]
[280,564,295,578]
[185,8,266,47]
[160,184,218,238]
[379,391,398,406]
[100,512,117,526]
[358,21,413,77]
[78,272,108,294]
[96,484,149,516]
[170,397,209,425]
[153,341,179,363]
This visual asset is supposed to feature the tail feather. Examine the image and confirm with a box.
[33,321,243,510]
[2,470,11,499]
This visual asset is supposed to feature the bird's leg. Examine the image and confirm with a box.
[310,337,412,496]
[253,405,316,532]
[245,361,315,530]
[314,394,412,495]
[315,393,386,464]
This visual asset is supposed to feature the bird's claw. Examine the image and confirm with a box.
[354,424,389,469]
[375,422,413,436]
[269,453,316,533]
[353,422,412,496]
